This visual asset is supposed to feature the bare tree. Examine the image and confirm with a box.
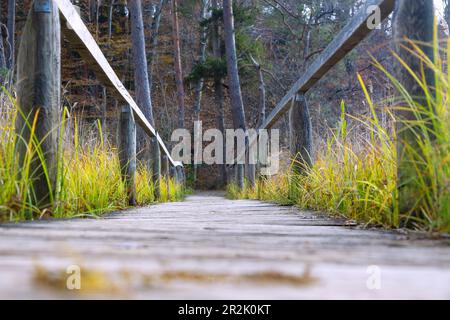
[148,0,167,91]
[211,0,227,187]
[223,0,247,189]
[172,0,186,129]
[6,0,15,70]
[129,0,161,195]
[193,0,209,181]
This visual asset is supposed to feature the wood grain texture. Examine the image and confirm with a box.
[15,2,61,207]
[289,94,313,173]
[0,192,449,299]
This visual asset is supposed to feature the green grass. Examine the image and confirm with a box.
[0,96,185,222]
[228,37,449,233]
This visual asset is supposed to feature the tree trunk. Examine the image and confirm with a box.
[95,0,102,38]
[16,1,61,208]
[129,0,161,195]
[256,66,266,127]
[211,0,227,187]
[445,0,450,32]
[248,54,265,187]
[223,0,247,189]
[6,0,15,70]
[289,93,313,175]
[148,0,166,90]
[0,22,7,81]
[393,0,435,222]
[108,0,116,43]
[89,0,96,23]
[255,62,266,180]
[193,0,209,183]
[172,0,185,129]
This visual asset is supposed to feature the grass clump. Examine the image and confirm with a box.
[0,96,185,222]
[228,38,449,233]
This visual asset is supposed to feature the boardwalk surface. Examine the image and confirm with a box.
[0,192,449,299]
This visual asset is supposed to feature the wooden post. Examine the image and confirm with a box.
[182,166,186,185]
[246,160,256,188]
[227,164,236,186]
[181,166,186,185]
[393,0,434,219]
[289,93,313,174]
[161,154,169,177]
[169,165,176,179]
[161,154,170,199]
[176,165,184,185]
[119,106,137,206]
[151,136,161,199]
[16,0,61,208]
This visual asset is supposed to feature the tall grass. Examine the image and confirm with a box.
[0,95,184,222]
[228,38,449,233]
[228,100,398,226]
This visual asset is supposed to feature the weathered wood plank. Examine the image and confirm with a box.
[0,192,449,299]
[55,0,180,167]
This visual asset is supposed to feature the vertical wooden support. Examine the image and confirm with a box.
[247,164,256,188]
[170,166,175,178]
[181,166,186,185]
[151,136,161,199]
[289,93,313,175]
[169,165,178,198]
[161,154,170,199]
[235,164,244,189]
[119,106,137,206]
[393,0,435,218]
[16,0,61,208]
[246,154,255,188]
[246,131,256,188]
[227,165,236,186]
[161,154,169,177]
[174,166,179,184]
[175,165,185,186]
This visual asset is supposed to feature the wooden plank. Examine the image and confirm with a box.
[55,0,180,167]
[0,192,449,299]
[262,0,395,130]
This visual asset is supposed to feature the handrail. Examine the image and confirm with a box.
[236,0,395,164]
[55,0,181,167]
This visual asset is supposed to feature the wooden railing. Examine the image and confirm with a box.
[235,0,396,171]
[16,0,434,215]
[16,0,183,207]
[57,0,180,168]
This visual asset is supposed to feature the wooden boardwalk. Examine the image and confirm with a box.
[0,192,449,299]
